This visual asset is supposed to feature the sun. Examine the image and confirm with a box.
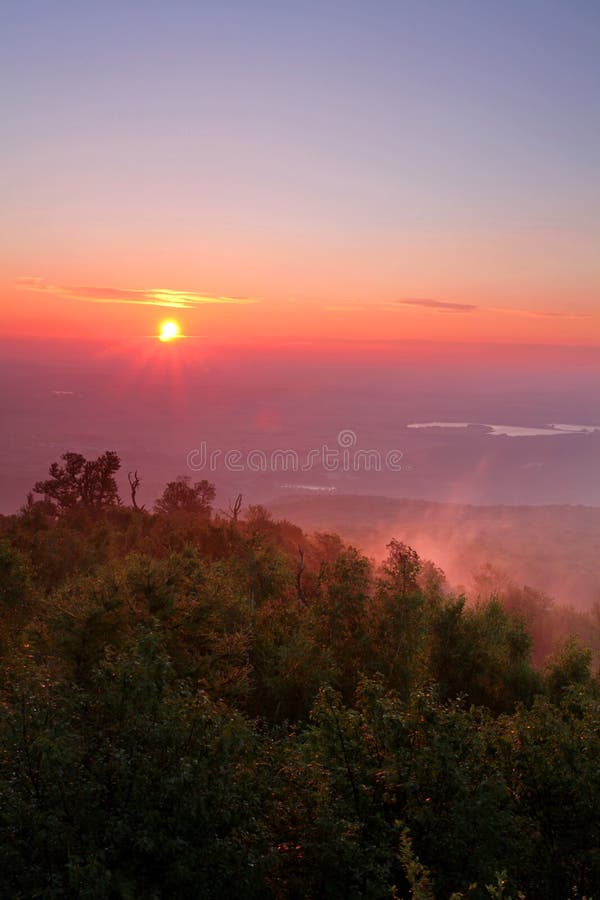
[158,319,181,342]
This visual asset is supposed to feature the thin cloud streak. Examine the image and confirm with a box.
[399,298,478,312]
[396,297,592,319]
[491,306,592,320]
[16,278,257,309]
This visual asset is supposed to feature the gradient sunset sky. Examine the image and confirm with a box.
[2,1,600,347]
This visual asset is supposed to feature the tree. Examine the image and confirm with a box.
[369,541,427,697]
[0,539,32,608]
[221,493,243,522]
[127,470,144,510]
[545,637,594,702]
[382,539,421,595]
[33,451,121,513]
[154,476,215,516]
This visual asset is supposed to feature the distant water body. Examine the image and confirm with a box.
[406,422,600,437]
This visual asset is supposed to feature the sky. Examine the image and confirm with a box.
[2,0,600,348]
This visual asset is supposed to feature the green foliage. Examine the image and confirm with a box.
[0,636,273,898]
[496,690,600,898]
[0,460,598,897]
[0,539,32,609]
[0,539,34,658]
[428,598,540,712]
[544,637,594,703]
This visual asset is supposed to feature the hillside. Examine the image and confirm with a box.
[270,493,600,610]
[0,458,599,897]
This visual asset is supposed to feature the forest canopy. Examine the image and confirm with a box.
[0,452,598,898]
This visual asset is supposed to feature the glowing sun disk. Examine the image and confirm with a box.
[158,319,181,342]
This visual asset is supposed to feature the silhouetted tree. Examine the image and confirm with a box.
[127,470,144,510]
[221,493,243,522]
[154,476,215,516]
[33,451,121,513]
